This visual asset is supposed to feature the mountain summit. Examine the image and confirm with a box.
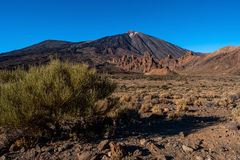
[69,31,191,59]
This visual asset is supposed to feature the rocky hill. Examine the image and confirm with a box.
[179,46,240,75]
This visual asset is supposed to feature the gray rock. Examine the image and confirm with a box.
[182,145,194,153]
[9,143,20,152]
[20,147,25,153]
[57,143,72,152]
[41,146,54,153]
[0,156,6,160]
[179,132,185,137]
[18,148,37,160]
[151,98,160,105]
[205,155,213,160]
[104,131,110,139]
[35,145,41,153]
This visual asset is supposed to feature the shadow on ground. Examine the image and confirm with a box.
[114,114,223,138]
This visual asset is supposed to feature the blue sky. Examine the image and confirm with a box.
[1,0,240,53]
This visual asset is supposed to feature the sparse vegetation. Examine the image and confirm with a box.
[151,105,163,116]
[1,71,240,160]
[175,99,189,112]
[232,107,240,122]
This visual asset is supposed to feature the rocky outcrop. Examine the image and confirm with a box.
[113,52,162,73]
[145,67,178,76]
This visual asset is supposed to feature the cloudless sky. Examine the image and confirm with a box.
[1,0,240,53]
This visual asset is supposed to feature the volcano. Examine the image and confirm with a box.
[0,31,194,71]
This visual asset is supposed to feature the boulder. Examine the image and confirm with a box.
[182,145,194,153]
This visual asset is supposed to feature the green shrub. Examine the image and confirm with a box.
[0,60,116,135]
[0,69,25,84]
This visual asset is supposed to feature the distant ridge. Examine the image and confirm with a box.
[179,46,240,75]
[1,31,240,75]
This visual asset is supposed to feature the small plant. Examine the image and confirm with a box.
[160,92,172,99]
[143,95,152,103]
[161,84,169,90]
[139,104,151,114]
[167,112,183,120]
[217,98,229,107]
[119,95,131,103]
[175,99,189,112]
[151,105,163,116]
[232,106,240,122]
[194,99,203,107]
